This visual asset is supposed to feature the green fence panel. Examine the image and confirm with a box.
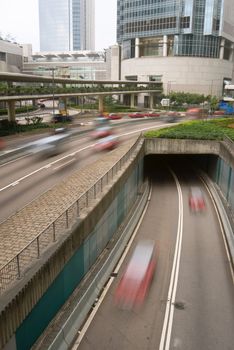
[16,246,84,350]
[228,171,234,209]
[218,160,230,199]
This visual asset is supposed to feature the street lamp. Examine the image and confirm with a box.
[167,80,176,110]
[51,67,55,117]
[37,66,56,117]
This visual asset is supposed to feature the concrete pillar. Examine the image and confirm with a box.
[98,95,104,113]
[219,38,225,59]
[7,100,16,122]
[135,38,140,58]
[163,35,168,57]
[130,94,135,108]
[229,44,234,62]
[149,94,154,109]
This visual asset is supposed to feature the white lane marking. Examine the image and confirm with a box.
[0,153,30,168]
[0,145,93,193]
[159,169,184,350]
[71,186,153,349]
[53,158,76,171]
[0,123,166,192]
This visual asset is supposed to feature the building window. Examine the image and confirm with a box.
[180,17,190,29]
[149,75,162,82]
[0,52,6,62]
[125,75,138,81]
[139,37,163,57]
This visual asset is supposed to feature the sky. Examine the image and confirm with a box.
[0,0,117,52]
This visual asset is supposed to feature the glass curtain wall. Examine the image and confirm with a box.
[118,0,232,60]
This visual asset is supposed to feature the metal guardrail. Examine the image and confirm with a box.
[0,135,143,295]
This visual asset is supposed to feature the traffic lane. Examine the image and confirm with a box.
[1,117,160,151]
[78,166,180,350]
[0,145,99,223]
[0,120,164,188]
[170,178,234,349]
[0,131,141,223]
[0,132,92,187]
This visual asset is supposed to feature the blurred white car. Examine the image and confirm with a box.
[30,130,70,157]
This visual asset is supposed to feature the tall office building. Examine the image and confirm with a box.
[39,0,95,51]
[117,0,234,96]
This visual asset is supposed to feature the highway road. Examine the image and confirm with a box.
[1,117,233,349]
[70,158,234,350]
[0,118,168,223]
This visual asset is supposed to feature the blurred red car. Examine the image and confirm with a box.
[94,135,119,151]
[213,110,225,116]
[128,112,145,118]
[106,113,122,120]
[144,112,160,117]
[91,126,113,139]
[115,240,156,309]
[189,186,206,212]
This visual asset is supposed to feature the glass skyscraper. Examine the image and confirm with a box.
[117,0,234,61]
[117,0,234,97]
[39,0,95,51]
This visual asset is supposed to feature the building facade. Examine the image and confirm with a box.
[39,0,95,52]
[0,39,29,73]
[117,0,234,97]
[23,50,109,81]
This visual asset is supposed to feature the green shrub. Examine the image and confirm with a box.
[144,118,234,141]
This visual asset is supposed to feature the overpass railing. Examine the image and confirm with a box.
[0,135,143,295]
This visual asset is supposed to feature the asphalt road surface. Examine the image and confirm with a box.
[0,119,166,222]
[73,160,234,350]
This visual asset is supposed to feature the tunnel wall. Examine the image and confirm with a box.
[2,148,144,350]
[198,155,234,222]
[14,159,143,350]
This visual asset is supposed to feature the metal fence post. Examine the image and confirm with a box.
[77,199,79,217]
[66,210,69,228]
[37,237,40,258]
[16,255,21,278]
[53,222,56,242]
[86,191,89,207]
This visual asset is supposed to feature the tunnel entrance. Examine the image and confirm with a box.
[143,154,219,182]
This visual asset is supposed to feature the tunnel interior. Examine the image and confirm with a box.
[143,154,219,186]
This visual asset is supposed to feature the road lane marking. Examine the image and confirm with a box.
[159,169,184,350]
[0,153,30,168]
[53,158,76,171]
[0,123,168,192]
